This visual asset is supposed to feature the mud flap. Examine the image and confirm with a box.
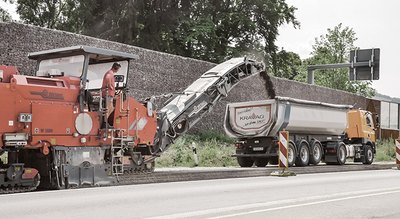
[53,146,116,188]
[62,163,114,188]
[323,141,339,163]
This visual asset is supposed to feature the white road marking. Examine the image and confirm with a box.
[145,187,400,219]
[211,189,400,219]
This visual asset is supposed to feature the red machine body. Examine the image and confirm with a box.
[0,74,157,148]
[0,46,157,191]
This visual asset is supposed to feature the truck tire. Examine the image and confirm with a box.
[362,145,374,165]
[237,157,254,167]
[337,143,347,165]
[269,156,279,165]
[288,142,296,167]
[295,142,310,167]
[309,141,323,165]
[255,158,268,167]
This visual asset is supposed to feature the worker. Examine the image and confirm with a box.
[101,62,121,127]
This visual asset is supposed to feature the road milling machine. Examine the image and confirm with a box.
[0,46,264,193]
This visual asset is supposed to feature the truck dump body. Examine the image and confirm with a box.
[225,97,376,167]
[224,97,352,138]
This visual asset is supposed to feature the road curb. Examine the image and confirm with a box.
[118,164,396,185]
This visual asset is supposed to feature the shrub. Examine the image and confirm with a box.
[156,131,237,167]
[0,152,7,164]
[197,130,235,144]
[375,138,396,161]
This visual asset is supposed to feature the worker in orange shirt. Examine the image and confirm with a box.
[102,62,121,127]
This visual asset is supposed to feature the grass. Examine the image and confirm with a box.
[0,131,237,168]
[156,131,237,167]
[0,152,6,164]
[375,138,396,161]
[155,132,397,167]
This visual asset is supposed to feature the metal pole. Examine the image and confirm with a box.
[307,69,314,85]
[307,61,371,84]
[79,54,90,112]
[192,142,199,166]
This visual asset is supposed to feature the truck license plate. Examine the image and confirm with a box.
[253,147,264,151]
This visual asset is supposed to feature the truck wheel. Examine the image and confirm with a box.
[362,145,374,165]
[295,142,309,167]
[337,143,347,165]
[255,158,268,167]
[309,141,323,165]
[269,156,279,165]
[288,142,296,167]
[237,157,254,167]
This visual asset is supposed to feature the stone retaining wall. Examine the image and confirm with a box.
[0,22,367,133]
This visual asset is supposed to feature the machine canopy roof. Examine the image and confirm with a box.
[28,45,138,63]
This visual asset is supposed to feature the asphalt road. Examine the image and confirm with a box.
[1,169,400,219]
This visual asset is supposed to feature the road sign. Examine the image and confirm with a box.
[279,131,289,169]
[307,48,380,84]
[396,139,400,169]
[271,131,296,177]
[349,48,380,80]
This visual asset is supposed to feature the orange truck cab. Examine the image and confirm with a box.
[346,109,376,143]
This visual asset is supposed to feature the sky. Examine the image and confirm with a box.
[276,0,400,98]
[0,1,17,20]
[1,1,400,97]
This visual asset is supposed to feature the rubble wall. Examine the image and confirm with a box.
[0,22,367,133]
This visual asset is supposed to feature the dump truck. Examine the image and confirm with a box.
[224,97,377,167]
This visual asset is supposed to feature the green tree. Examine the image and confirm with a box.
[3,0,89,31]
[6,0,299,66]
[0,7,12,21]
[271,49,302,80]
[168,0,299,63]
[296,23,375,97]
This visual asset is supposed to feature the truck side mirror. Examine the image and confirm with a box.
[375,116,380,128]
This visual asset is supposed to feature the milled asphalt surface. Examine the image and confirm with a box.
[118,162,396,185]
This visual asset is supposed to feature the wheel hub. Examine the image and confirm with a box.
[367,150,373,161]
[300,147,308,162]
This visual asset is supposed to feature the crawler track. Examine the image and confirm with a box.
[0,186,38,194]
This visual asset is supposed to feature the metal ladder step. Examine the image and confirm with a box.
[111,130,126,176]
[110,127,134,176]
[112,164,124,167]
[112,147,123,150]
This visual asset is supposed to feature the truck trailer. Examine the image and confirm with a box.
[224,97,377,167]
